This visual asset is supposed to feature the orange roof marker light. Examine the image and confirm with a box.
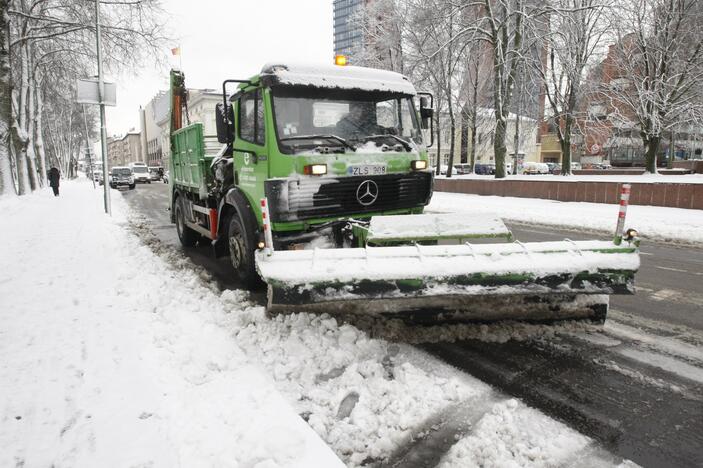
[334,54,348,66]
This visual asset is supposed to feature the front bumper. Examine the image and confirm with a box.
[265,171,433,223]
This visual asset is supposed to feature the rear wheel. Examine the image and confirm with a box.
[228,212,261,288]
[175,197,199,247]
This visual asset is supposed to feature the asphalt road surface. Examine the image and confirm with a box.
[121,182,703,468]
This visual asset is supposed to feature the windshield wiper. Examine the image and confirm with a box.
[279,134,356,151]
[361,134,412,151]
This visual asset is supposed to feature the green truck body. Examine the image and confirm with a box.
[170,81,431,234]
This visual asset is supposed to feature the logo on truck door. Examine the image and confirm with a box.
[356,180,379,206]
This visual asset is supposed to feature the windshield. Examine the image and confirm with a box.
[112,168,131,176]
[272,88,422,153]
[132,166,148,173]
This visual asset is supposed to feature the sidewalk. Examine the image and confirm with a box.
[0,180,343,468]
[429,191,703,244]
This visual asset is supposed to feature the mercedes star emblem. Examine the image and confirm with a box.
[356,180,379,206]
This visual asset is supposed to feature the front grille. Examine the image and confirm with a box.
[266,172,432,222]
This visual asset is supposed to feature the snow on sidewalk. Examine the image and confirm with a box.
[451,172,703,184]
[0,181,343,468]
[1,179,636,467]
[429,191,703,244]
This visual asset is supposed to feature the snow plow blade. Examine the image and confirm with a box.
[256,240,639,323]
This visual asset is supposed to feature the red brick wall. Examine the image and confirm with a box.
[434,179,703,210]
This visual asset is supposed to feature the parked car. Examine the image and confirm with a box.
[453,163,473,175]
[110,167,135,190]
[474,163,495,175]
[148,167,162,181]
[162,170,169,184]
[523,161,550,175]
[129,163,151,184]
[92,169,104,184]
[546,162,561,174]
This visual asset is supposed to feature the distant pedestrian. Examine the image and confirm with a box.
[48,167,60,196]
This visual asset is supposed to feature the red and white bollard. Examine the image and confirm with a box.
[613,184,631,245]
[260,198,274,256]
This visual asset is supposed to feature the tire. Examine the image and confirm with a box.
[227,211,262,288]
[148,180,152,184]
[175,196,199,247]
[129,184,135,190]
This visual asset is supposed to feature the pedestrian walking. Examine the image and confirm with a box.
[48,167,60,196]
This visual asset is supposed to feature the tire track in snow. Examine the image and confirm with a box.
[420,316,703,468]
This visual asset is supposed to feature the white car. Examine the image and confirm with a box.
[523,162,550,175]
[130,164,151,184]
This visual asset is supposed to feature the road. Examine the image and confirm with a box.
[122,182,703,468]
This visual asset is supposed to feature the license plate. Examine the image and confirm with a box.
[347,164,387,176]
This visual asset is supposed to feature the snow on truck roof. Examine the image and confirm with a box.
[259,62,417,95]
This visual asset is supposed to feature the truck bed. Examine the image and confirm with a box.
[171,122,222,192]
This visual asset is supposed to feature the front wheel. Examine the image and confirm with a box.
[228,213,262,289]
[175,197,199,247]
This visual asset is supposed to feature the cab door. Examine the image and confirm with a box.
[233,88,268,221]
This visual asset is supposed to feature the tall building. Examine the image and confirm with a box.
[333,0,368,60]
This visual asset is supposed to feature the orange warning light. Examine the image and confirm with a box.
[334,55,348,66]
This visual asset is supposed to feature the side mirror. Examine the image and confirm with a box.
[419,96,434,130]
[417,93,434,146]
[216,102,234,144]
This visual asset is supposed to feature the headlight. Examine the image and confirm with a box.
[304,164,327,176]
[411,160,428,170]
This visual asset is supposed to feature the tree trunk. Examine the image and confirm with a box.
[667,129,675,169]
[459,106,468,164]
[494,114,507,179]
[25,50,38,190]
[34,80,46,184]
[435,111,442,176]
[469,111,477,174]
[560,133,572,176]
[0,0,14,196]
[446,106,455,178]
[644,135,660,174]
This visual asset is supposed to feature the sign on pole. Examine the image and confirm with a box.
[76,79,117,106]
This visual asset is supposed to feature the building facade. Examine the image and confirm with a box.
[140,91,169,168]
[140,88,222,172]
[107,131,143,167]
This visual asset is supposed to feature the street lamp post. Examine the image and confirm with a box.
[94,0,110,215]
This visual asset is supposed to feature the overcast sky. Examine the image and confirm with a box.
[104,0,333,135]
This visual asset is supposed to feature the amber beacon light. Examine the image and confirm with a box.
[334,55,348,66]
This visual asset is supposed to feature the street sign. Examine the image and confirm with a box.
[76,79,117,106]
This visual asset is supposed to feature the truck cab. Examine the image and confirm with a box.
[169,63,434,285]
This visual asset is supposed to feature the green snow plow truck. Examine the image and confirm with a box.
[168,62,640,323]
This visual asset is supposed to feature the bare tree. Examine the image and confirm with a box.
[608,0,703,173]
[533,0,611,175]
[471,0,531,179]
[2,0,168,196]
[0,0,14,195]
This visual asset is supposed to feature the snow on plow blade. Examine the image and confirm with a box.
[256,240,639,323]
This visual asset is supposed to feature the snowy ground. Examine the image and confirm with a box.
[1,179,637,467]
[449,172,703,184]
[429,191,703,244]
